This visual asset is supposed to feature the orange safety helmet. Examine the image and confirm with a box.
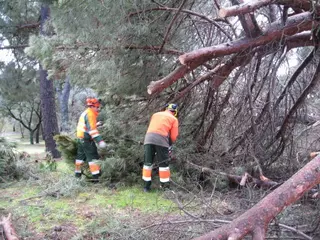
[86,97,101,108]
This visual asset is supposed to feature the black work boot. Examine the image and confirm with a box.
[75,173,82,178]
[143,181,152,192]
[91,174,100,183]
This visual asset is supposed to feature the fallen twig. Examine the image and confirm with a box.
[0,213,19,240]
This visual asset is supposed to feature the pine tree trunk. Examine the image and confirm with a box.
[29,130,34,145]
[57,76,71,132]
[39,5,60,158]
[35,126,40,144]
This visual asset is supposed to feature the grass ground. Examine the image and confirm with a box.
[3,132,318,239]
[0,132,210,239]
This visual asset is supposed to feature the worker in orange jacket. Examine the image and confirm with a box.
[142,103,179,192]
[75,97,107,182]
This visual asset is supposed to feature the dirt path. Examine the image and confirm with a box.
[0,131,46,155]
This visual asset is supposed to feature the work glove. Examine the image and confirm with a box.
[98,140,107,149]
[97,121,104,127]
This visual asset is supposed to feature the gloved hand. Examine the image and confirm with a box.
[98,140,107,149]
[97,121,104,127]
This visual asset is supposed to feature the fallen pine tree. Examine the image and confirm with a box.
[193,154,320,240]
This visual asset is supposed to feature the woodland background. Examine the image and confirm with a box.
[2,0,320,239]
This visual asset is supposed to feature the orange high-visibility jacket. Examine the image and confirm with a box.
[76,108,102,143]
[146,110,179,143]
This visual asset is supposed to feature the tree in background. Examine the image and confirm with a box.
[0,0,61,157]
[39,3,60,157]
[0,62,41,144]
[0,0,42,144]
[56,76,71,132]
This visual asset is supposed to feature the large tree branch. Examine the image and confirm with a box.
[219,0,320,18]
[172,52,252,101]
[179,12,315,65]
[147,31,316,96]
[147,12,316,95]
[219,0,275,18]
[194,154,320,240]
[231,0,262,38]
[147,64,189,95]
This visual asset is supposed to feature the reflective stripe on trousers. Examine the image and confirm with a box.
[89,161,100,175]
[142,165,152,181]
[159,166,170,182]
[75,159,84,173]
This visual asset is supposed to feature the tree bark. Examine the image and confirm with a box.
[230,0,261,38]
[193,154,320,240]
[219,0,274,18]
[219,0,320,18]
[39,65,60,158]
[39,4,60,158]
[147,14,318,96]
[151,31,315,99]
[179,12,315,66]
[0,214,19,240]
[57,76,71,132]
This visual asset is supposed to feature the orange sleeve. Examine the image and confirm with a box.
[87,111,96,129]
[170,118,179,142]
[87,109,102,142]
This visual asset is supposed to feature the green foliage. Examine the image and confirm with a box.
[39,159,57,171]
[97,106,146,185]
[0,137,19,181]
[24,0,190,96]
[25,35,55,70]
[54,134,78,167]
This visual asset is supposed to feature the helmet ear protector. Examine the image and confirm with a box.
[166,103,178,117]
[86,98,101,108]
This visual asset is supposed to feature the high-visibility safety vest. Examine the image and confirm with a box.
[76,108,102,143]
[146,110,179,143]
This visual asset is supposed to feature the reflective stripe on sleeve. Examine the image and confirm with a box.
[89,129,100,138]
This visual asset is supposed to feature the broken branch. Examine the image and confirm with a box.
[0,214,19,240]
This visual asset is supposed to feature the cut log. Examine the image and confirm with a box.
[0,214,19,240]
[193,154,320,240]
